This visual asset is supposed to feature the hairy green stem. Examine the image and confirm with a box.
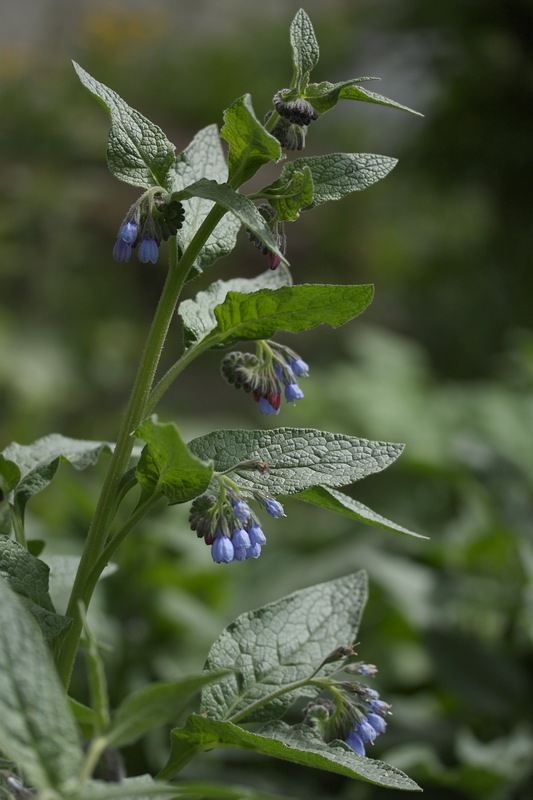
[227,677,325,724]
[55,204,227,689]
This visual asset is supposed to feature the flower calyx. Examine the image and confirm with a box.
[246,204,286,271]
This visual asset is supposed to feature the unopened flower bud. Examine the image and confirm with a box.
[273,89,318,126]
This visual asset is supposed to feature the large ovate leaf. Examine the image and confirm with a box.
[106,672,229,748]
[289,9,320,91]
[0,434,112,518]
[208,283,373,347]
[201,572,367,722]
[174,781,293,800]
[275,153,397,210]
[136,418,213,504]
[0,578,83,791]
[174,179,288,267]
[169,125,240,272]
[0,538,70,639]
[178,265,293,348]
[161,716,420,791]
[257,166,314,221]
[294,486,427,539]
[221,94,282,185]
[306,80,423,116]
[77,775,184,800]
[73,62,175,188]
[188,427,404,496]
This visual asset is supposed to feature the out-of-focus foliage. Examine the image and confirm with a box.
[1,1,532,798]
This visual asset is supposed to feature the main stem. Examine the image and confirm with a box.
[56,205,226,689]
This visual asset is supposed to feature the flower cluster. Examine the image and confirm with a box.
[221,341,309,415]
[269,89,319,152]
[303,656,391,759]
[246,204,286,270]
[112,190,185,264]
[189,487,285,565]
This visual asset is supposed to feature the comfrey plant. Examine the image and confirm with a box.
[0,10,425,800]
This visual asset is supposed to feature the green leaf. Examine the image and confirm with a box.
[0,434,112,518]
[0,578,83,791]
[258,166,314,221]
[73,62,175,189]
[0,537,71,639]
[220,94,282,185]
[136,418,213,504]
[174,179,288,266]
[210,284,373,347]
[175,781,294,800]
[188,427,404,497]
[178,265,293,348]
[306,80,423,116]
[106,672,229,748]
[289,9,320,91]
[201,572,367,722]
[77,775,184,800]
[161,716,420,791]
[294,486,427,538]
[169,125,240,273]
[275,153,397,210]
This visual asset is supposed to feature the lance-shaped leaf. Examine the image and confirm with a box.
[201,572,367,722]
[275,153,397,210]
[0,434,112,519]
[106,672,229,748]
[188,427,403,497]
[221,94,282,185]
[289,9,320,91]
[161,716,420,791]
[0,578,83,791]
[257,166,314,221]
[169,125,241,273]
[207,283,373,348]
[0,538,70,639]
[73,62,175,188]
[174,179,288,266]
[306,80,423,116]
[294,486,427,539]
[136,418,213,504]
[178,265,293,348]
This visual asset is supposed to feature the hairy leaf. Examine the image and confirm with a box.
[178,265,293,348]
[0,578,83,791]
[201,572,367,722]
[73,62,175,188]
[276,153,397,210]
[221,94,282,185]
[188,427,403,496]
[136,418,213,504]
[290,9,320,91]
[210,283,373,347]
[306,80,423,116]
[0,538,70,639]
[258,167,314,221]
[294,486,427,538]
[169,125,240,272]
[161,716,420,791]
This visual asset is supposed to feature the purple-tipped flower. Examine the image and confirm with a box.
[118,219,138,244]
[138,236,159,264]
[112,238,132,262]
[265,498,285,518]
[345,730,365,756]
[211,533,234,564]
[231,499,251,524]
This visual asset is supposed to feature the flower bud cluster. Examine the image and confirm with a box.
[303,656,391,759]
[221,341,309,415]
[270,89,318,153]
[189,487,285,565]
[246,204,286,271]
[113,190,185,264]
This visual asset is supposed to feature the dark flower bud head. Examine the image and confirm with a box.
[221,351,261,391]
[189,494,217,541]
[273,89,319,126]
[271,117,307,151]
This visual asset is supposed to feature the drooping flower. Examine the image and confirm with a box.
[113,191,185,264]
[273,89,319,126]
[112,238,132,262]
[211,531,235,564]
[137,236,159,264]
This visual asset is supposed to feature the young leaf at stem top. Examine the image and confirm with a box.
[289,8,320,92]
[221,94,282,186]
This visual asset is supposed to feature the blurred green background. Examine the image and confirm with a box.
[1,1,533,798]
